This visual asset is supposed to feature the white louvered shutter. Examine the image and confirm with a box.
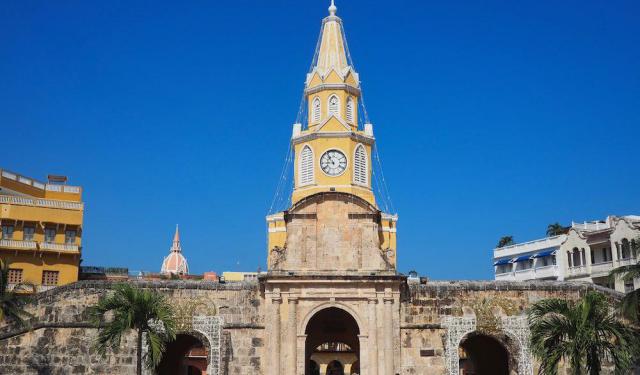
[299,146,314,186]
[328,96,339,117]
[346,97,354,123]
[312,98,321,123]
[354,145,367,185]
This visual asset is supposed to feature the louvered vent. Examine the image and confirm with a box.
[299,145,314,186]
[346,97,354,123]
[354,144,367,185]
[328,95,340,117]
[312,97,321,123]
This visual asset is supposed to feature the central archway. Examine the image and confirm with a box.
[458,333,509,375]
[305,307,360,375]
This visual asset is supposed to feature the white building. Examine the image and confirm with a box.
[493,215,640,293]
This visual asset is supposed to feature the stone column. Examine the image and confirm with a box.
[297,334,307,375]
[358,334,369,375]
[610,239,623,291]
[288,298,298,374]
[271,297,282,375]
[611,239,619,263]
[383,298,394,375]
[368,298,378,375]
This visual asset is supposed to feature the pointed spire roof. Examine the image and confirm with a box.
[312,0,352,78]
[161,224,189,274]
[172,224,181,251]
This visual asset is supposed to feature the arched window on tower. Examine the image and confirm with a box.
[353,144,367,185]
[346,97,355,124]
[299,145,314,186]
[312,97,321,123]
[328,95,340,118]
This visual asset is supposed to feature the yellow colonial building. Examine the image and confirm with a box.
[0,168,84,290]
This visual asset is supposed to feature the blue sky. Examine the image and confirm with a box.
[1,1,639,279]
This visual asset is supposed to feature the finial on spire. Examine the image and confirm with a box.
[172,224,180,247]
[328,0,337,16]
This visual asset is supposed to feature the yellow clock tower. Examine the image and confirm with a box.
[266,1,397,273]
[291,0,374,206]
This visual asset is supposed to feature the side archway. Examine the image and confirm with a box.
[142,316,223,375]
[443,316,532,375]
[157,332,210,375]
[458,332,509,375]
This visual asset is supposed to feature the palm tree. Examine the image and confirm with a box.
[0,259,33,326]
[497,236,514,248]
[89,283,176,375]
[609,237,640,322]
[528,291,639,375]
[546,222,568,237]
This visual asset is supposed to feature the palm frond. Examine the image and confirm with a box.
[90,283,176,372]
[528,291,639,375]
[0,259,33,327]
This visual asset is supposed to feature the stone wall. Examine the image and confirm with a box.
[0,279,628,375]
[0,280,264,375]
[278,193,391,273]
[399,281,623,375]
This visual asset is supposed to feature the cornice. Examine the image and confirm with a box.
[292,131,375,146]
[305,83,360,96]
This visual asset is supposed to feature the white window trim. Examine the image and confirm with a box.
[352,143,368,186]
[298,144,315,187]
[346,96,355,124]
[327,94,340,118]
[312,97,321,124]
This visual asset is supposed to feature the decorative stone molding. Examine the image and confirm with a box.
[142,315,223,375]
[501,316,533,375]
[442,315,534,375]
[442,316,476,375]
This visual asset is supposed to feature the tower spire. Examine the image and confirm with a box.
[328,0,337,16]
[172,224,180,250]
[313,0,349,76]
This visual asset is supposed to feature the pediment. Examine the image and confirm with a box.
[323,69,345,84]
[306,70,324,88]
[316,116,350,132]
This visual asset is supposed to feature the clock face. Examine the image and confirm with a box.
[320,150,347,176]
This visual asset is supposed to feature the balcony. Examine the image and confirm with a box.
[514,268,535,280]
[0,238,79,254]
[494,265,559,281]
[494,235,565,258]
[567,266,589,278]
[495,272,515,281]
[532,265,558,279]
[0,195,83,211]
[39,242,80,253]
[615,257,638,268]
[590,261,614,276]
[0,239,37,250]
[571,221,611,232]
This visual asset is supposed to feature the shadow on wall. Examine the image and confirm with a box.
[26,330,54,375]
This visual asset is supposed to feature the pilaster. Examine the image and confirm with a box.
[368,298,378,375]
[270,297,282,375]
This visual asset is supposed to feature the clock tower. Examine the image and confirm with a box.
[290,0,375,206]
[266,1,398,273]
